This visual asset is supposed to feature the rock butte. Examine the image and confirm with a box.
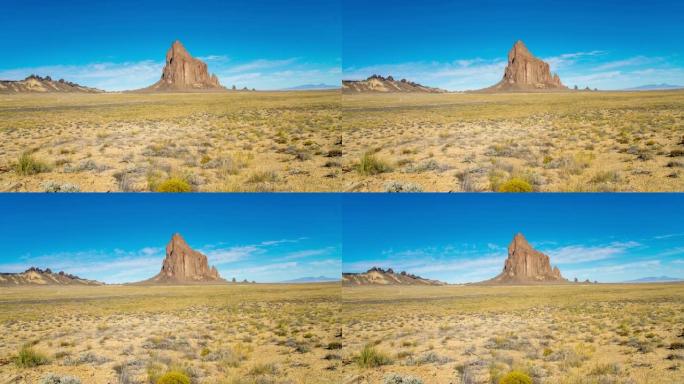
[148,233,224,284]
[143,40,224,92]
[486,233,566,284]
[484,40,566,91]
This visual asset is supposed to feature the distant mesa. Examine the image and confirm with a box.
[483,233,567,284]
[481,40,567,92]
[624,276,684,283]
[0,267,103,286]
[0,74,104,94]
[342,75,446,94]
[139,40,226,92]
[283,83,340,91]
[142,233,226,284]
[343,267,446,286]
[281,276,340,283]
[624,84,684,91]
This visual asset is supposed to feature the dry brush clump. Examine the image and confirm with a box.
[342,91,684,191]
[341,284,684,384]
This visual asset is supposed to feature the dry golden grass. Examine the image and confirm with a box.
[0,91,341,192]
[342,284,684,384]
[342,90,684,192]
[0,283,341,383]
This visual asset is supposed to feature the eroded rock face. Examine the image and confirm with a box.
[488,40,566,91]
[342,75,446,93]
[151,233,223,283]
[147,41,224,91]
[489,233,566,283]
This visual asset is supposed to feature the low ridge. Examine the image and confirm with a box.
[0,75,103,94]
[343,267,446,286]
[343,75,446,93]
[0,267,103,286]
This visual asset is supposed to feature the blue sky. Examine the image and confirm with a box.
[343,0,684,90]
[0,0,341,90]
[0,194,341,283]
[342,194,684,283]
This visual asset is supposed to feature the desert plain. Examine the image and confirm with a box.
[341,284,684,384]
[342,90,684,192]
[0,90,341,192]
[0,283,341,384]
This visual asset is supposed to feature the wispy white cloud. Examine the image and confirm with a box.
[0,61,164,92]
[281,247,335,260]
[197,55,230,63]
[544,51,606,69]
[0,247,166,284]
[564,260,662,278]
[343,50,684,91]
[202,245,261,265]
[0,56,341,91]
[592,56,663,71]
[543,241,640,264]
[221,58,298,74]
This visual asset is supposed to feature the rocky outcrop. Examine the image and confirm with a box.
[343,267,446,286]
[485,233,566,284]
[0,75,103,94]
[483,40,567,92]
[343,75,446,93]
[141,40,225,92]
[147,233,224,284]
[0,267,103,286]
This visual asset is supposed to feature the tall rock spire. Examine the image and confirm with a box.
[486,40,566,91]
[145,40,224,91]
[487,233,566,284]
[149,233,224,283]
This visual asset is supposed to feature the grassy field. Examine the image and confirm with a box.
[0,283,341,384]
[342,284,684,384]
[342,91,684,192]
[0,91,341,192]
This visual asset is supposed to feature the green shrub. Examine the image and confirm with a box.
[499,371,532,384]
[357,152,392,175]
[383,373,423,384]
[156,371,190,384]
[498,178,533,192]
[14,345,49,368]
[247,362,278,376]
[15,152,51,175]
[41,374,81,384]
[356,344,392,368]
[155,178,192,193]
[327,341,343,350]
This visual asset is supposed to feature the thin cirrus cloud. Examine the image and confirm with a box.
[0,238,340,284]
[542,241,641,264]
[343,238,682,284]
[343,51,684,91]
[0,57,341,91]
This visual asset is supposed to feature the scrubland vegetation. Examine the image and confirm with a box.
[342,284,684,383]
[342,91,684,192]
[0,283,341,383]
[0,91,341,192]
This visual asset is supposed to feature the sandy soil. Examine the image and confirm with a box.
[0,91,341,192]
[342,91,684,192]
[341,284,684,384]
[0,283,341,384]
